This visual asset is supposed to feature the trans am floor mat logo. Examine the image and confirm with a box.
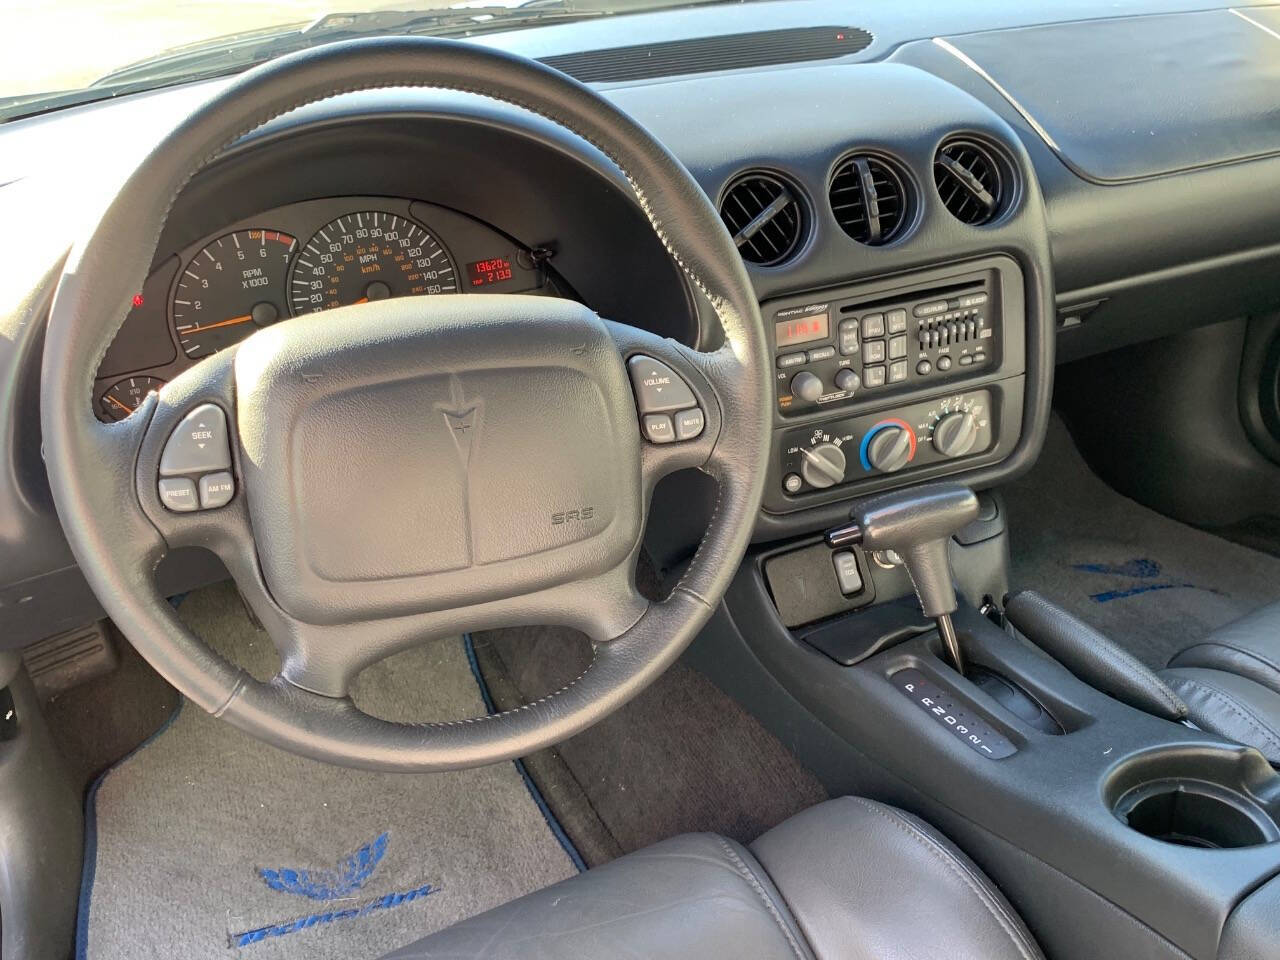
[229,832,438,948]
[1072,558,1224,604]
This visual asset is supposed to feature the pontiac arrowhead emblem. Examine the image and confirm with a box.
[437,375,480,466]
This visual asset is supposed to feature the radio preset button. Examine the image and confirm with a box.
[888,360,908,383]
[887,309,908,334]
[864,340,886,364]
[864,365,887,387]
[888,335,908,360]
[861,314,885,338]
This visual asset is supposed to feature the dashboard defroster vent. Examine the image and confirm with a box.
[934,139,1006,225]
[540,27,873,83]
[828,155,909,246]
[719,173,805,267]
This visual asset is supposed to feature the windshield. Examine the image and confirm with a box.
[2,0,729,122]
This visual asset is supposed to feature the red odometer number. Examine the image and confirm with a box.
[467,256,514,288]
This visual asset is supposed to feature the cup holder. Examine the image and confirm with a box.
[1106,748,1280,849]
[1114,780,1279,849]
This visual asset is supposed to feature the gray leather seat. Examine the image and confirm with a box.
[1162,600,1280,765]
[383,796,1043,959]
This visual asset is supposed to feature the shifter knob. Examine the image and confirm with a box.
[825,483,980,671]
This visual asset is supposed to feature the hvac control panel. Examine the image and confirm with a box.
[779,391,996,495]
[772,277,1001,415]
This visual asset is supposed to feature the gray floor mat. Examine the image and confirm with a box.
[475,626,828,856]
[1003,416,1280,668]
[80,582,577,960]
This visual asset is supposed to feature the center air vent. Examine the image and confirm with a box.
[934,138,1007,225]
[828,155,909,246]
[719,173,805,267]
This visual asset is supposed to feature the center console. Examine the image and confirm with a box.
[763,255,1027,513]
[699,486,1280,960]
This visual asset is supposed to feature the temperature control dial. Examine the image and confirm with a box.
[932,411,979,458]
[862,421,917,473]
[800,443,847,489]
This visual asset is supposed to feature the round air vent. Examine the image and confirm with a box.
[828,155,909,246]
[718,173,805,266]
[934,138,1007,225]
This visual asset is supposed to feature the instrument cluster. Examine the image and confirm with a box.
[93,196,552,421]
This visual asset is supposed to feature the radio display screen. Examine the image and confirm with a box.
[775,312,830,349]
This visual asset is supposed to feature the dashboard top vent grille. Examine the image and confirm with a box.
[934,138,1006,225]
[719,173,805,267]
[828,155,909,246]
[539,27,873,83]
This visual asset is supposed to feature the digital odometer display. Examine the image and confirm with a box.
[289,211,458,314]
[466,256,514,288]
[775,311,830,348]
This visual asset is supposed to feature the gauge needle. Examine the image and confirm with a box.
[183,313,253,334]
[104,394,134,415]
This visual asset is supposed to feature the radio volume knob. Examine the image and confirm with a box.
[933,411,979,458]
[790,371,823,403]
[800,443,846,489]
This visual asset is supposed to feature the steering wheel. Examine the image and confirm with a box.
[40,37,770,771]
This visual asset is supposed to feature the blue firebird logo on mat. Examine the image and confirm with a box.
[1072,558,1224,603]
[260,832,389,901]
[230,832,439,948]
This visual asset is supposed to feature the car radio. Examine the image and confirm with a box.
[763,258,1027,509]
[772,274,1002,414]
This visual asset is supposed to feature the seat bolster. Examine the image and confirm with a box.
[382,832,815,960]
[749,797,1043,960]
[1168,602,1280,696]
[1160,667,1280,766]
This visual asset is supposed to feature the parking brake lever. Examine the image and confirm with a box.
[826,483,979,673]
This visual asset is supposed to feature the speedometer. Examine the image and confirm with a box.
[288,211,459,315]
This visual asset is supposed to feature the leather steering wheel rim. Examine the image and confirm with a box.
[40,36,770,771]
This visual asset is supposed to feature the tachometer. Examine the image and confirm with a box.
[288,211,458,314]
[173,229,296,358]
[100,376,164,422]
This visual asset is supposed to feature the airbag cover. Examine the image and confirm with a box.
[234,294,640,625]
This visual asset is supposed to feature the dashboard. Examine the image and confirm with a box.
[4,0,1280,648]
[94,196,555,421]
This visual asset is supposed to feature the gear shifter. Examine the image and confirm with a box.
[825,483,979,673]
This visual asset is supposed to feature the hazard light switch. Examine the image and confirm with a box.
[159,403,231,476]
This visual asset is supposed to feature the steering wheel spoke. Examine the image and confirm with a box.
[605,320,733,492]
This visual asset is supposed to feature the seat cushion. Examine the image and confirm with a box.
[381,797,1042,959]
[1167,601,1280,696]
[1162,601,1280,765]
